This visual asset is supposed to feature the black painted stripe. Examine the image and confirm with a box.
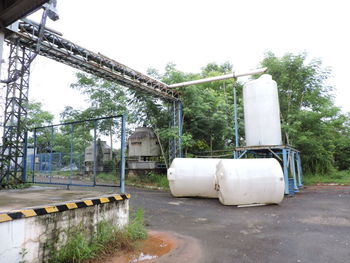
[34,208,47,216]
[8,212,24,220]
[92,199,101,205]
[76,201,87,208]
[56,205,68,212]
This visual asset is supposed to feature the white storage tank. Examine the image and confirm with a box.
[167,158,220,198]
[243,74,282,146]
[216,158,284,206]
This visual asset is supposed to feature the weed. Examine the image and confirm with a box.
[50,209,147,263]
[303,170,350,185]
[0,183,32,190]
[127,173,169,189]
[126,209,148,241]
[96,172,117,182]
[19,248,28,263]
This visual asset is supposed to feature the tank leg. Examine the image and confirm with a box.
[296,152,303,187]
[291,151,298,192]
[282,149,289,195]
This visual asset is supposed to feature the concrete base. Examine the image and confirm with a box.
[0,187,130,263]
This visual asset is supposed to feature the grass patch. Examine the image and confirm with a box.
[127,172,169,189]
[50,209,147,263]
[96,172,117,182]
[303,170,350,185]
[0,182,32,190]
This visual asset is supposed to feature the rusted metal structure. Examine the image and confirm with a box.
[0,3,182,184]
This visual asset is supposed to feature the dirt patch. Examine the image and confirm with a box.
[101,231,201,263]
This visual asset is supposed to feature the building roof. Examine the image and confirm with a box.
[129,127,156,140]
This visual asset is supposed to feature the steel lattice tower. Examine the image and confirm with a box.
[169,101,182,162]
[0,41,31,184]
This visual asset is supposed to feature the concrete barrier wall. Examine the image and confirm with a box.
[0,194,130,263]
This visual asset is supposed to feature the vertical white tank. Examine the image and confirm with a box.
[167,158,220,198]
[216,159,285,206]
[243,74,282,146]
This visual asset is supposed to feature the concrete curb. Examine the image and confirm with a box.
[0,193,131,223]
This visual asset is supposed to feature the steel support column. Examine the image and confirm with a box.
[296,152,303,187]
[0,42,31,184]
[169,100,182,163]
[282,149,290,195]
[120,114,126,194]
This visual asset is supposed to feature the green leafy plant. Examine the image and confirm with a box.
[50,209,147,263]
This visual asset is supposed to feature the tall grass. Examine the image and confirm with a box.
[303,170,350,185]
[127,173,169,189]
[50,209,147,263]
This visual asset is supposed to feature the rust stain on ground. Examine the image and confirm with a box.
[103,231,201,263]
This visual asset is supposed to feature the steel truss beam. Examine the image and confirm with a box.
[0,41,31,184]
[1,20,181,183]
[5,20,179,101]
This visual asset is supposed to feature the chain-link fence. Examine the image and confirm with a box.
[25,115,126,190]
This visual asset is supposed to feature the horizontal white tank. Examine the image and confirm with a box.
[216,159,284,206]
[167,158,220,198]
[243,74,282,146]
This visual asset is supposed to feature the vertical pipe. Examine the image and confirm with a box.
[282,148,289,195]
[32,128,37,183]
[93,120,97,186]
[233,81,239,158]
[178,101,183,158]
[49,127,53,183]
[173,101,176,159]
[59,152,62,171]
[22,131,28,183]
[69,124,73,185]
[296,152,303,187]
[120,114,126,194]
[291,151,298,191]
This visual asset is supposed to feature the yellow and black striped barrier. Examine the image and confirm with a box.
[0,193,131,223]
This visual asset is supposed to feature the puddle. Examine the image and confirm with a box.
[109,232,174,263]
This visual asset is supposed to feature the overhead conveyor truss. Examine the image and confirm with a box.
[1,19,182,184]
[5,20,179,101]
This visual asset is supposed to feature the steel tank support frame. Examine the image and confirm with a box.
[234,145,303,195]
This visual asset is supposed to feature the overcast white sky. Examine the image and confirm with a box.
[13,0,350,119]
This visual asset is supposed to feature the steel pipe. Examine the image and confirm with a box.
[168,67,267,88]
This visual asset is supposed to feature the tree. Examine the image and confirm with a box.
[71,73,134,157]
[25,101,54,129]
[25,101,54,153]
[258,52,350,174]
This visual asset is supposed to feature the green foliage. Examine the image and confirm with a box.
[25,101,54,129]
[0,183,32,190]
[303,170,350,185]
[69,56,350,177]
[51,228,93,263]
[96,172,117,182]
[127,173,169,189]
[50,210,147,263]
[126,209,148,241]
[258,52,350,174]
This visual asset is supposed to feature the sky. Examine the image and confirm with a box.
[3,0,349,120]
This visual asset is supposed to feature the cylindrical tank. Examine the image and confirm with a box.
[167,158,220,198]
[216,159,284,206]
[243,74,282,146]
